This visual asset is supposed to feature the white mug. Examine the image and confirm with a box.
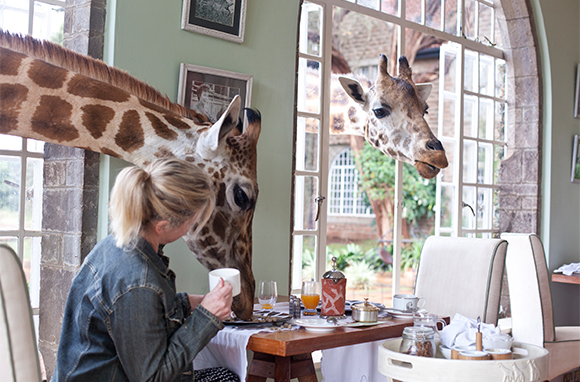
[209,268,241,297]
[393,294,425,312]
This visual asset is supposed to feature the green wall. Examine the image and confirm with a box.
[532,0,580,324]
[100,0,300,296]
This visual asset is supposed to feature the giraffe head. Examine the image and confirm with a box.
[184,97,260,320]
[339,55,448,179]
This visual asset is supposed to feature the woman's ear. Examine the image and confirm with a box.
[154,220,171,235]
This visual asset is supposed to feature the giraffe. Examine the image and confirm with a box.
[0,30,259,320]
[336,54,448,179]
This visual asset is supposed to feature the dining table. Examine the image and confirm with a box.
[245,316,420,382]
[551,273,580,285]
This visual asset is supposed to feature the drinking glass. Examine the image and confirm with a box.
[301,280,320,316]
[258,280,277,309]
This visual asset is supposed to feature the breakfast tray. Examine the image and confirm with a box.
[378,339,549,382]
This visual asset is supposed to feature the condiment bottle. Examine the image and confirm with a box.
[399,327,436,357]
[321,256,347,317]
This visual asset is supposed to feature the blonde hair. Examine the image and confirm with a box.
[109,158,215,248]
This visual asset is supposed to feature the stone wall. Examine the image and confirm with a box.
[37,0,106,378]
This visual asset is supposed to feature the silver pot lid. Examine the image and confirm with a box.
[352,298,380,312]
[322,256,345,279]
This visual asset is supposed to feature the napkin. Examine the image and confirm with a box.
[440,313,500,348]
[554,262,580,276]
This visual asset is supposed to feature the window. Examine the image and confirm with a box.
[328,148,373,216]
[292,0,506,304]
[0,0,65,335]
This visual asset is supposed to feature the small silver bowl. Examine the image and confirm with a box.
[351,298,380,322]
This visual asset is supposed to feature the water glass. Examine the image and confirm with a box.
[301,280,320,316]
[258,280,277,309]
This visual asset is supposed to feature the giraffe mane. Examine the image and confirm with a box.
[0,29,210,125]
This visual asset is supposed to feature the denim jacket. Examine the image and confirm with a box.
[51,235,224,382]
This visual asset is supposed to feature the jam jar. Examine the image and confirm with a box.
[399,327,436,357]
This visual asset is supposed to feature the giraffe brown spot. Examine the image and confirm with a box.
[386,148,398,158]
[164,114,190,130]
[139,98,169,114]
[145,112,178,140]
[153,146,175,158]
[0,83,28,133]
[216,183,226,207]
[31,96,79,141]
[403,137,412,151]
[347,106,358,120]
[114,110,144,152]
[28,60,68,89]
[101,147,121,158]
[68,74,130,102]
[212,212,228,241]
[332,114,344,133]
[81,104,115,139]
[0,48,25,76]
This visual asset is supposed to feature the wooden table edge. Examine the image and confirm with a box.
[552,273,580,285]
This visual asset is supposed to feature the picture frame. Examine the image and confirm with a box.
[177,63,253,125]
[571,135,580,183]
[181,0,247,44]
[574,64,580,118]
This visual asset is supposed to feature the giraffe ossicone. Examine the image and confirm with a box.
[0,30,259,320]
[337,54,448,179]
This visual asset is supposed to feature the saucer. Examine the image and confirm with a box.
[292,318,346,332]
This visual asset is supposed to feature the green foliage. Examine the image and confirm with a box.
[356,142,437,224]
[343,260,377,289]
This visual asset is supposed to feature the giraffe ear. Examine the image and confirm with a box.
[198,95,242,159]
[416,83,432,102]
[338,76,367,105]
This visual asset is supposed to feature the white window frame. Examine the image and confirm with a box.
[293,0,506,295]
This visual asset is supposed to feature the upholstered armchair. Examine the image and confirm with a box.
[414,236,508,325]
[0,244,42,382]
[501,233,580,380]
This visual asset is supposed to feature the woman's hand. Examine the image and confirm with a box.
[199,278,233,321]
[187,294,204,311]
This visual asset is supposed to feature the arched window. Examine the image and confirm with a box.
[328,148,373,216]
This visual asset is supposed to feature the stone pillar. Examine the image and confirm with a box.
[37,0,106,378]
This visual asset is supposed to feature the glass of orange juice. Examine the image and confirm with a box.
[301,280,320,316]
[258,280,277,309]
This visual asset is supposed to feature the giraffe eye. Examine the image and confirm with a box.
[373,106,391,119]
[233,185,251,210]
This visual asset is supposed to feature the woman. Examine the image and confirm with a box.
[51,158,239,382]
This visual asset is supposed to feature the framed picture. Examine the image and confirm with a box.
[181,0,247,44]
[574,64,580,118]
[572,135,580,183]
[177,63,253,125]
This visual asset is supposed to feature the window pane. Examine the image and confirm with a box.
[444,0,458,35]
[463,139,477,183]
[479,55,494,96]
[463,0,476,40]
[0,0,29,34]
[24,236,41,309]
[0,134,22,151]
[328,149,371,216]
[443,48,457,93]
[0,155,21,230]
[440,140,454,183]
[477,187,492,229]
[293,235,317,288]
[495,59,506,99]
[294,176,319,231]
[297,58,321,114]
[0,236,18,253]
[27,138,45,153]
[493,145,505,184]
[32,2,64,43]
[478,142,493,184]
[478,2,493,46]
[441,98,456,138]
[462,186,476,229]
[300,2,323,57]
[493,188,500,229]
[464,51,477,92]
[439,185,455,228]
[296,117,320,172]
[478,97,493,140]
[463,95,477,138]
[426,0,442,30]
[359,0,379,11]
[25,158,43,230]
[495,102,505,141]
[381,0,398,15]
[406,0,421,23]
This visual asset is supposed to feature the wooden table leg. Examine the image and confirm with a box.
[247,352,318,382]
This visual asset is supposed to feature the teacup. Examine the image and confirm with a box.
[393,294,425,312]
[209,268,241,296]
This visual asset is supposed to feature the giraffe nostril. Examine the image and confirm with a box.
[426,139,444,151]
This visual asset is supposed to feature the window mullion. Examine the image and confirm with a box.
[456,45,466,236]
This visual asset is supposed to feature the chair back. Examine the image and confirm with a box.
[500,233,554,346]
[414,236,507,324]
[0,244,42,382]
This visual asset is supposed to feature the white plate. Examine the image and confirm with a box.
[292,318,345,332]
[345,321,380,328]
